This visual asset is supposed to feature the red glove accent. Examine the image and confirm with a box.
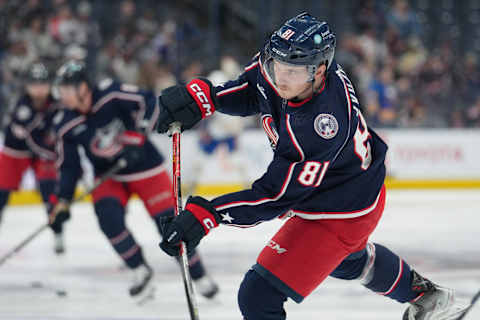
[118,131,146,146]
[186,79,216,119]
[185,202,219,235]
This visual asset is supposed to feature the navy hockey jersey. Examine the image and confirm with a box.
[2,94,57,160]
[53,79,163,200]
[210,56,388,227]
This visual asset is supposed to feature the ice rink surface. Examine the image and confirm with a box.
[0,189,479,320]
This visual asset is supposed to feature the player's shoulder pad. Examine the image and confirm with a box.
[95,78,116,92]
[52,108,86,138]
[243,52,261,73]
[12,95,35,124]
[96,78,148,96]
[308,65,357,142]
[328,63,360,119]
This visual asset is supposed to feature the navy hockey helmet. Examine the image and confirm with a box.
[25,62,50,84]
[54,60,90,88]
[262,12,336,84]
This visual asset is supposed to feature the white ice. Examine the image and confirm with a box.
[0,190,479,320]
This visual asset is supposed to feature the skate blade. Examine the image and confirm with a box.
[451,302,477,320]
[135,285,156,306]
[434,302,471,320]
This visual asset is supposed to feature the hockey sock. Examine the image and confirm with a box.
[238,269,287,320]
[95,198,145,268]
[38,180,62,233]
[173,250,207,280]
[38,179,55,203]
[0,190,10,219]
[362,243,419,303]
[186,250,206,280]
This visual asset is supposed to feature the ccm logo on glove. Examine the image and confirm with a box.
[187,80,215,118]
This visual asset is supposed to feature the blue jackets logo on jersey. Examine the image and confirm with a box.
[314,113,338,139]
[16,105,32,121]
[90,119,124,158]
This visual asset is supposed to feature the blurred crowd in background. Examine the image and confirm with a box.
[1,0,480,129]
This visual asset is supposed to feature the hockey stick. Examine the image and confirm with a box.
[0,158,127,266]
[170,122,200,320]
[457,289,480,320]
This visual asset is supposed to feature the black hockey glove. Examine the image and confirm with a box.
[117,130,146,166]
[156,78,217,134]
[48,195,70,232]
[159,196,220,256]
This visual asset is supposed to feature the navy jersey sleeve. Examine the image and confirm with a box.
[54,112,85,201]
[210,109,350,227]
[214,55,261,117]
[95,80,159,132]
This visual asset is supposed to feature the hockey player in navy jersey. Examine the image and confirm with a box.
[0,62,67,254]
[155,12,469,320]
[50,60,218,300]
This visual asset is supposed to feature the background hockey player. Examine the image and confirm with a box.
[50,60,218,300]
[0,62,67,254]
[155,13,469,320]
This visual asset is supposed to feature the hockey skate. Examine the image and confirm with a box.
[129,263,155,304]
[403,271,470,320]
[194,275,219,299]
[54,233,65,255]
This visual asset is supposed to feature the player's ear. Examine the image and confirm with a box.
[79,82,89,95]
[315,64,326,77]
[313,64,326,82]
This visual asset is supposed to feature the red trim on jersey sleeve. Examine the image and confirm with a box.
[214,162,297,211]
[217,82,249,97]
[186,79,216,119]
[245,61,259,71]
[186,203,219,235]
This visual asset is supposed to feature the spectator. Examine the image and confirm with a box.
[23,15,61,59]
[465,96,480,127]
[1,0,480,129]
[366,67,398,127]
[386,0,421,40]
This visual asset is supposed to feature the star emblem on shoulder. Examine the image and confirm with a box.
[220,212,234,223]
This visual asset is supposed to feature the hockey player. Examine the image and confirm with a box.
[0,62,67,254]
[155,13,469,320]
[50,60,218,299]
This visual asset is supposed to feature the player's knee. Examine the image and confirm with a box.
[330,247,369,280]
[238,269,287,320]
[94,198,125,237]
